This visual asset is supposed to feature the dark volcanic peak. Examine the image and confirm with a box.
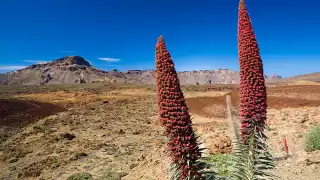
[53,56,91,66]
[20,56,91,71]
[4,56,106,85]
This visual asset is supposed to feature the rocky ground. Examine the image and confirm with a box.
[0,83,319,179]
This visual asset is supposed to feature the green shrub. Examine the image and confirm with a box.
[67,172,93,180]
[203,154,233,177]
[96,171,128,180]
[305,126,320,152]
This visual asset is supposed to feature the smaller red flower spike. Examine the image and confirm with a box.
[283,137,289,154]
[155,36,202,179]
[238,0,267,143]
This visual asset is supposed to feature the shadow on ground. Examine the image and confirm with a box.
[0,99,66,141]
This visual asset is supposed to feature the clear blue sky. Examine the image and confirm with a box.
[0,0,319,77]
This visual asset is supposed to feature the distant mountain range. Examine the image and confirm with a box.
[0,56,317,86]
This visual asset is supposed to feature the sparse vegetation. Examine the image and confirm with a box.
[67,172,93,180]
[96,171,128,180]
[33,125,51,134]
[0,81,319,179]
[203,154,233,177]
[297,134,303,139]
[283,111,289,117]
[265,125,276,132]
[305,126,320,152]
[301,114,309,123]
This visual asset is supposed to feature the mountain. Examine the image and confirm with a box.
[3,56,126,85]
[122,69,281,85]
[0,56,282,86]
[279,72,320,83]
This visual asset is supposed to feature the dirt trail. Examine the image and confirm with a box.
[186,90,320,120]
[191,114,225,124]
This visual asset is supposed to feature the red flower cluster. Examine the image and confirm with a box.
[238,0,267,142]
[155,36,202,179]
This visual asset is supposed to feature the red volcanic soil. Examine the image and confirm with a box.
[0,99,65,128]
[186,87,320,119]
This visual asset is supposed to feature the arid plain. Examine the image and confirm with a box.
[0,82,319,180]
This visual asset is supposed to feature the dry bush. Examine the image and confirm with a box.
[305,126,320,152]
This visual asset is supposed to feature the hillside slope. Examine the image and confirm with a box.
[281,72,320,82]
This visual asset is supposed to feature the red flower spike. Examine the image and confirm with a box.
[238,0,267,143]
[283,137,289,154]
[155,36,202,179]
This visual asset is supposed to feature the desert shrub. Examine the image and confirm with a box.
[305,126,320,152]
[67,172,93,180]
[96,171,128,180]
[203,154,233,177]
[33,125,51,134]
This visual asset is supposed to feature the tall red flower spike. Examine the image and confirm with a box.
[155,36,202,179]
[238,0,267,143]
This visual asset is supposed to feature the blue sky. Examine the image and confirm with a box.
[0,0,319,77]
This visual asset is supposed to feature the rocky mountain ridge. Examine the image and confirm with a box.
[0,56,283,85]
